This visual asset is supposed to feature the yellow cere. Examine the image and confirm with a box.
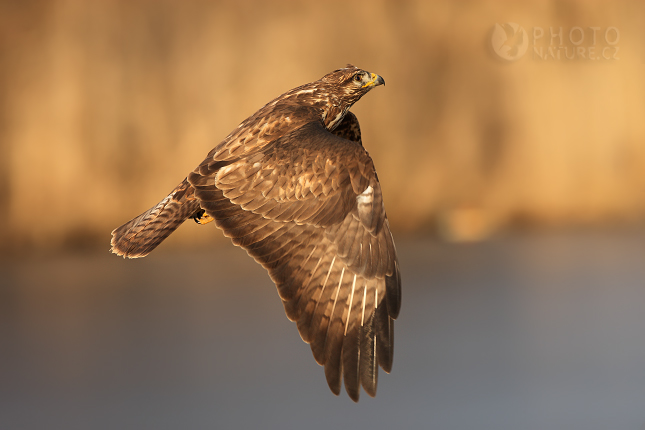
[362,73,378,88]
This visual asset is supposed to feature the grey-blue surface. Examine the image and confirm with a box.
[1,230,644,430]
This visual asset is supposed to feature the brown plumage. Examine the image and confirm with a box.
[111,65,401,402]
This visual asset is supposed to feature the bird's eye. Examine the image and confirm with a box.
[353,74,362,82]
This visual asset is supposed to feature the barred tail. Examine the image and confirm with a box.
[110,178,202,258]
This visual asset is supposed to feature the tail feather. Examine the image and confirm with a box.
[110,179,201,258]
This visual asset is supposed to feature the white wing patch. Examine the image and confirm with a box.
[357,185,373,206]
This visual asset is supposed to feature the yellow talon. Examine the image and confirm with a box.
[194,213,215,225]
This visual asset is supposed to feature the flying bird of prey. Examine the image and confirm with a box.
[111,65,401,402]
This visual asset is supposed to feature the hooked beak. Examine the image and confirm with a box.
[362,72,385,88]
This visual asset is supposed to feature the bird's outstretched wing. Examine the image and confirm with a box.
[188,113,401,401]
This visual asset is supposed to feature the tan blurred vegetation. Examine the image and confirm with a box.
[0,0,644,253]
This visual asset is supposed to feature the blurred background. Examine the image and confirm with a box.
[1,0,644,429]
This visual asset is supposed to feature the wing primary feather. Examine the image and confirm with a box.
[345,274,357,336]
[293,251,326,340]
[301,248,323,291]
[343,312,361,402]
[323,267,346,395]
[309,255,336,364]
[312,255,336,320]
[361,284,367,326]
[375,285,378,309]
[357,308,378,397]
[375,304,394,373]
[327,268,345,342]
[283,244,319,304]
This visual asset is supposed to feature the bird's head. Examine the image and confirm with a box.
[321,64,385,99]
[318,64,385,130]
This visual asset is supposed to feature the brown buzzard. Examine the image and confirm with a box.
[111,65,401,402]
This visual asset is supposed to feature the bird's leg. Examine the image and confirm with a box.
[192,209,215,225]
